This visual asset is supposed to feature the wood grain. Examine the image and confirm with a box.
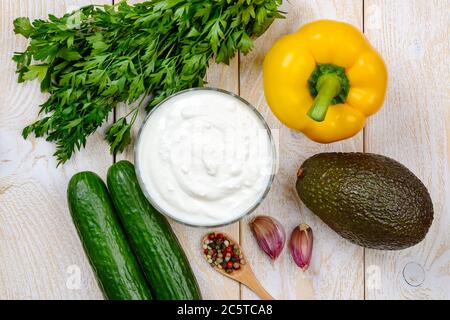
[114,0,241,300]
[364,0,450,299]
[239,0,365,299]
[0,0,112,299]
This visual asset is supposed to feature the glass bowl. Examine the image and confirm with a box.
[134,87,277,228]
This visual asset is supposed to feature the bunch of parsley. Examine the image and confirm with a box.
[13,0,283,165]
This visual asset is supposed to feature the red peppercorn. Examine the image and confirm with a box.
[227,262,233,269]
[208,233,215,240]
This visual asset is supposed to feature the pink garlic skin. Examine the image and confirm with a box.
[290,224,313,271]
[249,216,286,260]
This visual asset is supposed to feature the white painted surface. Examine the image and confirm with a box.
[364,0,450,300]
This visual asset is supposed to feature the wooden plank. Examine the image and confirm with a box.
[0,0,112,299]
[239,0,365,299]
[364,0,450,299]
[114,0,240,300]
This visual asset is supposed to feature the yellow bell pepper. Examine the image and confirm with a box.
[263,20,388,143]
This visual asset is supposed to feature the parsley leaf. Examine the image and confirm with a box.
[13,0,283,165]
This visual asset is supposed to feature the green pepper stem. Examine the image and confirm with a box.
[307,74,341,122]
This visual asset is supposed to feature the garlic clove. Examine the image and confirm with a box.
[249,215,286,260]
[290,223,313,271]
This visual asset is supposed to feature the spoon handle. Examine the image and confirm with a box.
[242,272,274,300]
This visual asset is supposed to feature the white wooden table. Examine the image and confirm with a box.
[0,0,449,300]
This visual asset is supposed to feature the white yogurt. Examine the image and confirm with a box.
[136,89,274,226]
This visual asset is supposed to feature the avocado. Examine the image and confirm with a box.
[296,153,433,250]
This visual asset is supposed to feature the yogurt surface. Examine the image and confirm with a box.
[136,89,274,226]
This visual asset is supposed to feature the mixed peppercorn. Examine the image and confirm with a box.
[203,233,245,273]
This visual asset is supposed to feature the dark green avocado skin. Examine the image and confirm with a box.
[296,153,434,250]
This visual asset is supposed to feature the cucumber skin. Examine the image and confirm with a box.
[107,161,202,300]
[67,172,153,300]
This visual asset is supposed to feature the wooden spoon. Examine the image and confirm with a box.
[202,233,274,300]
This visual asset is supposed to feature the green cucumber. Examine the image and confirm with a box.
[107,160,202,300]
[67,171,153,300]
